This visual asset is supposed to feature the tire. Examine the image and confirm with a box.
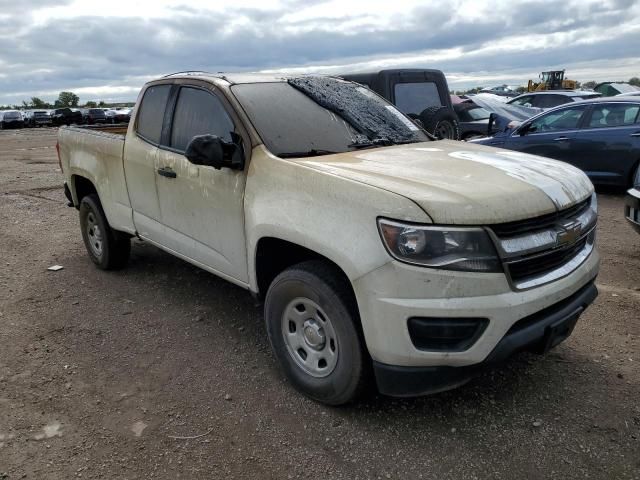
[420,106,461,140]
[265,260,369,405]
[79,194,130,270]
[632,163,640,188]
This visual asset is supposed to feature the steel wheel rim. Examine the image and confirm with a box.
[435,121,455,139]
[86,211,103,258]
[281,297,339,378]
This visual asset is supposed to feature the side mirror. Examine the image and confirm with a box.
[518,123,536,136]
[185,133,244,170]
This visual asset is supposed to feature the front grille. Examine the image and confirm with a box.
[488,197,596,289]
[491,199,590,238]
[507,233,590,282]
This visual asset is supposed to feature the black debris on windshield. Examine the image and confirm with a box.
[287,76,423,145]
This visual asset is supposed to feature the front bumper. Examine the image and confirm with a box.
[625,188,640,234]
[353,244,599,369]
[373,280,598,396]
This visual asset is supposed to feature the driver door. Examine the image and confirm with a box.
[505,105,589,166]
[154,84,249,285]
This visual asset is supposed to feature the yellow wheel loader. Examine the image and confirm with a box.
[527,70,577,92]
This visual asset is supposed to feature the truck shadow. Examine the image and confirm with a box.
[120,242,613,410]
[43,239,629,446]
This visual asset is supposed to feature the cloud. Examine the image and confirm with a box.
[0,0,638,105]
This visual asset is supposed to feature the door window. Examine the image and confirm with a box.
[587,103,640,128]
[136,84,171,144]
[534,95,571,108]
[169,87,234,152]
[393,82,442,115]
[509,95,533,107]
[529,106,586,132]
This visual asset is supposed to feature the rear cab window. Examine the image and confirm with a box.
[136,84,171,144]
[393,82,442,115]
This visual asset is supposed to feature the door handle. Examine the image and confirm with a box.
[630,132,640,137]
[157,166,176,178]
[553,136,569,142]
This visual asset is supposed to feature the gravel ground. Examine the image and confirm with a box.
[0,128,638,479]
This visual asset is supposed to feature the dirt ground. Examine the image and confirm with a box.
[0,127,638,480]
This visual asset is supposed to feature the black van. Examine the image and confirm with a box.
[339,69,460,140]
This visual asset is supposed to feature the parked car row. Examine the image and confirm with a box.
[472,97,640,188]
[507,90,602,109]
[0,107,134,129]
[23,110,53,127]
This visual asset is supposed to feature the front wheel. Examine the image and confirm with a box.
[265,261,369,405]
[632,164,640,188]
[79,194,130,270]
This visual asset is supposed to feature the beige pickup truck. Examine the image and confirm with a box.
[58,73,599,405]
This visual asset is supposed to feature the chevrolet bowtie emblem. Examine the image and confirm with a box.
[556,220,582,247]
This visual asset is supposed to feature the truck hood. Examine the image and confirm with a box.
[292,141,593,224]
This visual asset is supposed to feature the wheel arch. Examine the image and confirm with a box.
[629,158,640,188]
[254,237,356,304]
[71,174,98,208]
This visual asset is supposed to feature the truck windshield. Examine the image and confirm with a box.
[231,78,429,157]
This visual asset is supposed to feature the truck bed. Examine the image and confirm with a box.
[63,124,129,138]
[58,124,134,234]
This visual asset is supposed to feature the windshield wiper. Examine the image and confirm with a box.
[278,149,338,158]
[348,137,397,149]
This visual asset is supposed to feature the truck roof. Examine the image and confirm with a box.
[160,68,449,88]
[161,71,311,85]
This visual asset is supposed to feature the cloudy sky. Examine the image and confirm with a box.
[0,0,639,105]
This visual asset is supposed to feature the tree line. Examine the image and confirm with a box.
[0,91,134,110]
[2,77,639,109]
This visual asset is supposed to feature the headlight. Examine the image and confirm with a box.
[377,219,502,272]
[590,192,598,213]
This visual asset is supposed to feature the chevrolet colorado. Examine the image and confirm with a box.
[58,73,599,405]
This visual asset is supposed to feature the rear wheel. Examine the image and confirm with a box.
[420,106,461,140]
[79,194,130,270]
[265,261,369,405]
